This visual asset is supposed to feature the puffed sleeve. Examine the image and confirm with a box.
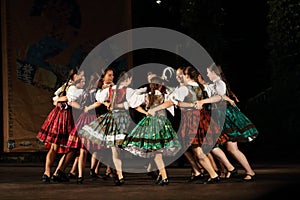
[67,85,83,102]
[134,86,147,95]
[170,86,189,106]
[204,84,213,97]
[95,87,109,103]
[124,87,136,110]
[165,89,175,116]
[215,80,226,96]
[127,89,146,108]
[54,86,62,96]
[52,86,62,101]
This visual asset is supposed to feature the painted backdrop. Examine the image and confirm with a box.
[1,0,131,152]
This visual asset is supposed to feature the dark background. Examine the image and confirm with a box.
[131,0,300,163]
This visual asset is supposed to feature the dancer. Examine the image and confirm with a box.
[122,76,182,186]
[37,67,79,183]
[149,66,220,184]
[198,72,235,178]
[196,63,258,181]
[79,71,135,186]
[89,68,115,179]
[64,72,103,184]
[51,75,86,182]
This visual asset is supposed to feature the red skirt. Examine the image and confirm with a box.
[67,112,99,150]
[179,108,221,151]
[179,109,201,148]
[37,106,75,153]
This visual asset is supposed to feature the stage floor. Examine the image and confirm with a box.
[0,161,299,200]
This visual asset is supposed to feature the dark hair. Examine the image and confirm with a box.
[101,68,115,79]
[86,72,100,92]
[117,71,132,84]
[147,76,165,108]
[96,78,104,90]
[68,67,79,81]
[183,66,208,99]
[183,66,199,82]
[59,67,79,96]
[149,76,166,85]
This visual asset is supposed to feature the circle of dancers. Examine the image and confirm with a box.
[37,64,259,186]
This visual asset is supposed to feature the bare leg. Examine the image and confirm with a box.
[105,165,113,177]
[192,147,219,179]
[94,160,101,174]
[226,141,255,179]
[69,156,78,176]
[184,151,202,176]
[207,152,219,172]
[211,147,236,178]
[90,152,98,172]
[111,147,123,180]
[53,152,65,176]
[218,160,227,178]
[153,153,167,181]
[146,160,152,172]
[78,148,87,178]
[59,150,76,172]
[44,144,58,177]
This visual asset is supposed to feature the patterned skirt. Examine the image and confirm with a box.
[223,104,259,143]
[67,112,97,150]
[178,109,221,151]
[78,110,130,149]
[122,115,182,158]
[37,106,74,154]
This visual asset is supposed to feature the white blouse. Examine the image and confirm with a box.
[129,89,175,116]
[170,81,198,105]
[210,77,227,97]
[95,85,135,110]
[66,85,84,102]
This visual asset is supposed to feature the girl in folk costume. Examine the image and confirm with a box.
[158,67,207,182]
[79,71,135,186]
[149,66,221,184]
[196,63,258,181]
[198,72,236,179]
[87,68,115,179]
[64,72,101,184]
[122,76,182,186]
[37,67,81,183]
[51,75,87,182]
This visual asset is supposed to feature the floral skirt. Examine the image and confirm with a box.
[78,110,130,149]
[122,115,182,158]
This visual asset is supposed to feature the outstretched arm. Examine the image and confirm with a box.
[148,100,173,116]
[135,106,149,116]
[196,95,222,109]
[69,101,81,109]
[84,101,102,113]
[223,95,236,106]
